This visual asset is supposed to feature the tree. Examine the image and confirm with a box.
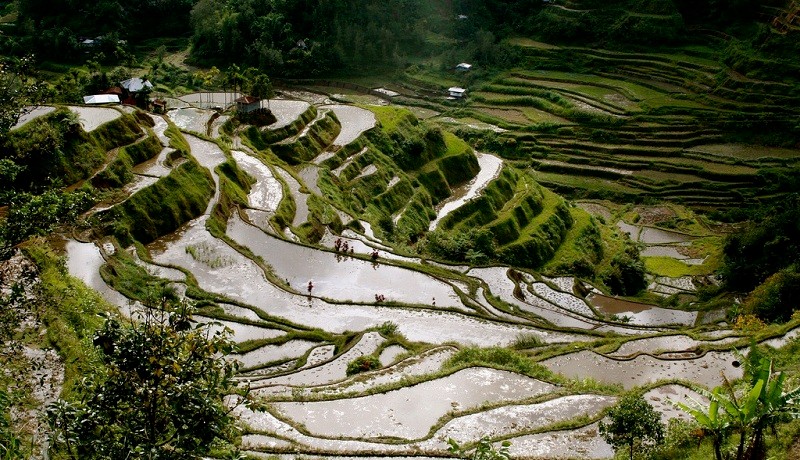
[599,394,665,460]
[47,300,240,459]
[0,55,42,136]
[248,73,274,109]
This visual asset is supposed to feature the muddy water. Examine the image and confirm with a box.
[531,282,595,317]
[468,267,607,331]
[507,422,613,459]
[642,245,687,258]
[588,293,697,326]
[576,201,613,221]
[429,153,503,231]
[644,384,707,423]
[232,150,283,212]
[133,114,174,178]
[232,340,318,369]
[297,164,322,195]
[353,164,378,180]
[323,104,376,146]
[616,221,640,240]
[65,240,132,310]
[379,345,406,366]
[179,92,240,109]
[608,335,705,357]
[332,147,367,177]
[275,167,309,226]
[11,106,56,130]
[168,108,214,134]
[195,316,285,343]
[639,227,694,244]
[263,99,311,130]
[210,115,229,138]
[314,347,456,397]
[272,367,555,440]
[422,394,617,448]
[227,212,465,308]
[252,332,385,389]
[300,344,336,369]
[68,106,122,132]
[542,350,743,389]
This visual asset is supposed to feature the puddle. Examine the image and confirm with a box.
[429,153,503,231]
[323,104,376,146]
[11,106,56,130]
[542,350,743,389]
[507,422,613,459]
[588,293,697,326]
[68,106,122,132]
[232,150,283,212]
[275,167,309,226]
[227,212,465,309]
[271,367,555,440]
[422,394,617,448]
[232,339,318,370]
[379,345,406,366]
[167,107,214,134]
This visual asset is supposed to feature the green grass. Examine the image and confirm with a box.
[643,256,707,277]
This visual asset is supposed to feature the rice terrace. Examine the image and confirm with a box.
[1,0,800,459]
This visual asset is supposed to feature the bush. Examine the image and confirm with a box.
[346,355,381,376]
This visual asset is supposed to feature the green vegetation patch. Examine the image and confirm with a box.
[100,158,214,246]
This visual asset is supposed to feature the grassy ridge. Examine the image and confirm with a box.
[100,158,215,246]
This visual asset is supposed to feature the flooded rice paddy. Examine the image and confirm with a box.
[60,92,800,459]
[69,106,122,132]
[429,153,503,230]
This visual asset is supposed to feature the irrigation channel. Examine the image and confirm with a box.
[55,93,790,459]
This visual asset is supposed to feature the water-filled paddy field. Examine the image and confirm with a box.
[59,88,798,460]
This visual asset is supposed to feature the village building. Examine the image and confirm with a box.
[448,87,467,98]
[235,95,262,113]
[456,62,472,72]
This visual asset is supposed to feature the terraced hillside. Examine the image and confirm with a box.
[400,32,800,211]
[32,90,797,459]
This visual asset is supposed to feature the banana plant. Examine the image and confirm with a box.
[676,388,730,460]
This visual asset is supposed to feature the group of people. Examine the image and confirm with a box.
[333,238,354,254]
[374,293,386,303]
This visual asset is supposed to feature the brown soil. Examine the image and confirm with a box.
[633,206,676,225]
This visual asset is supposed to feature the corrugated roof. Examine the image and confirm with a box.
[120,78,153,93]
[83,94,120,104]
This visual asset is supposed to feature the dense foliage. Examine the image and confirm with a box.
[599,394,665,460]
[48,305,239,459]
[721,196,800,322]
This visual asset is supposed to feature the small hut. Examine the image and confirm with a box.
[235,95,262,114]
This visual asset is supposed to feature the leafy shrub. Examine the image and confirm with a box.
[346,355,381,376]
